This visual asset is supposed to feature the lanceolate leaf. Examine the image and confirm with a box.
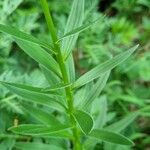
[89,129,134,145]
[92,96,108,128]
[114,94,145,106]
[22,103,62,126]
[9,124,72,136]
[74,45,139,88]
[73,110,93,134]
[105,111,139,133]
[61,0,84,58]
[16,39,61,77]
[15,142,64,150]
[0,24,54,52]
[43,83,72,92]
[40,65,60,86]
[66,54,76,82]
[58,16,104,42]
[0,134,26,139]
[0,81,66,111]
[81,72,110,109]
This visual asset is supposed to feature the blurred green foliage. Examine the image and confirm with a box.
[0,0,150,149]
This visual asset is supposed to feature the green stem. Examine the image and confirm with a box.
[39,0,82,149]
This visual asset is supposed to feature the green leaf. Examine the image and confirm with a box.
[0,139,15,150]
[91,95,108,128]
[81,72,110,110]
[43,83,72,92]
[9,124,72,137]
[73,110,93,134]
[16,39,61,77]
[22,103,62,126]
[0,81,66,111]
[105,111,139,133]
[58,16,104,42]
[114,94,145,106]
[104,143,131,150]
[66,54,76,82]
[0,134,26,139]
[0,95,23,114]
[89,129,134,145]
[61,0,84,58]
[15,142,64,150]
[40,65,60,86]
[0,24,54,53]
[74,45,139,88]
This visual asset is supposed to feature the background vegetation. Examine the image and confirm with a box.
[0,0,150,149]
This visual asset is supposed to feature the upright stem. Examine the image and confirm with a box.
[39,0,82,149]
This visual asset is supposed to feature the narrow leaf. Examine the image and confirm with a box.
[0,134,27,139]
[89,129,134,145]
[81,72,110,109]
[66,54,76,82]
[115,94,145,106]
[91,96,108,128]
[105,111,139,133]
[61,0,84,58]
[22,103,62,126]
[43,83,72,92]
[15,142,64,150]
[58,16,104,42]
[16,39,61,77]
[73,110,93,134]
[9,124,72,136]
[40,65,60,86]
[0,24,54,53]
[74,45,139,88]
[0,81,66,111]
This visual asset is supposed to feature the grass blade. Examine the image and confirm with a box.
[89,129,134,145]
[74,45,139,88]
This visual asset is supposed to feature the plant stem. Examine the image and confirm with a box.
[39,0,82,149]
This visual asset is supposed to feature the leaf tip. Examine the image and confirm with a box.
[135,44,139,48]
[127,139,135,146]
[7,126,15,131]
